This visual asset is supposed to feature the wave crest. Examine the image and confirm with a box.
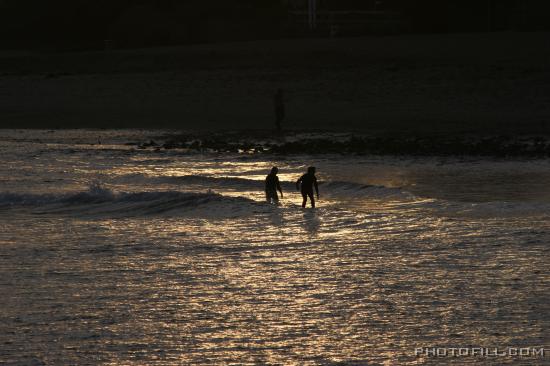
[0,183,262,217]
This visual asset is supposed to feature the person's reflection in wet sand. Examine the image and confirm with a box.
[269,206,284,227]
[303,209,321,236]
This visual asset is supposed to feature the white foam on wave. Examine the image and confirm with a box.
[0,182,265,218]
[3,178,548,219]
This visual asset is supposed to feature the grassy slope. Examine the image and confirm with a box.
[1,32,549,136]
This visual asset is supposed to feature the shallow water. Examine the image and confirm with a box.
[1,130,549,365]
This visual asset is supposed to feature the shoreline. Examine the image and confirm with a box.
[134,130,550,157]
[3,128,550,157]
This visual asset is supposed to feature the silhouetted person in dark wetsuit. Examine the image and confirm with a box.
[296,166,319,208]
[274,89,285,132]
[265,167,283,204]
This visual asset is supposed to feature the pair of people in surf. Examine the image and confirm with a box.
[265,166,319,208]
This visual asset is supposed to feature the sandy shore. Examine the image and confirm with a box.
[1,32,549,135]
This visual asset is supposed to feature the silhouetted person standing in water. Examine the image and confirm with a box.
[265,167,283,204]
[274,89,285,132]
[296,167,319,208]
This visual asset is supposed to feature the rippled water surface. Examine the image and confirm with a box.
[1,130,549,365]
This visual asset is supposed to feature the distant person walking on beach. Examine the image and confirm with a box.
[274,89,285,132]
[296,167,319,208]
[265,167,283,204]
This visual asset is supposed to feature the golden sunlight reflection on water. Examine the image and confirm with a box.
[2,209,542,365]
[1,136,549,365]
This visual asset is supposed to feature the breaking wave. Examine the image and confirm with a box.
[2,178,547,219]
[0,182,264,218]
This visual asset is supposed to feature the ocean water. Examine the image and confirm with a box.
[0,129,549,366]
